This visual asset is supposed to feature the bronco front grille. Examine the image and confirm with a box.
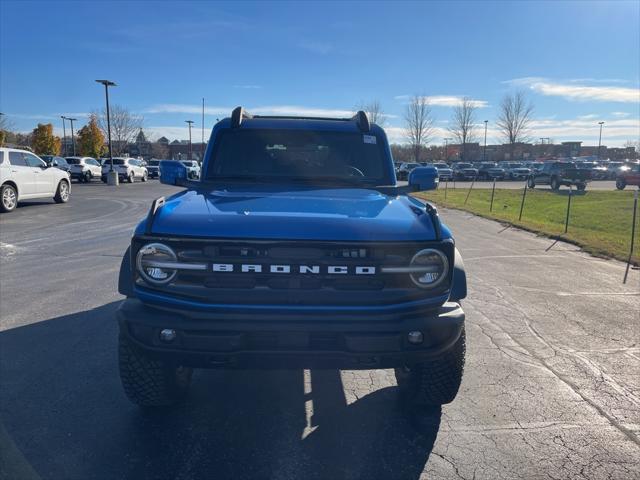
[132,238,453,306]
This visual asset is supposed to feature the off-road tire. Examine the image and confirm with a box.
[118,334,193,407]
[395,327,466,407]
[54,180,70,203]
[616,179,626,190]
[1,184,17,212]
[550,177,560,191]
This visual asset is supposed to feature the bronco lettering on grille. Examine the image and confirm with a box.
[211,264,376,275]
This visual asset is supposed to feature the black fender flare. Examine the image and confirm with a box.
[118,247,134,297]
[449,247,467,302]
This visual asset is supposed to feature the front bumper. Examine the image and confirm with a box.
[117,298,465,369]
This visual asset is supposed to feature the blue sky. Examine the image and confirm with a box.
[1,0,639,146]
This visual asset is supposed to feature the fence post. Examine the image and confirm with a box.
[490,179,496,212]
[564,185,573,234]
[444,178,448,201]
[623,188,638,284]
[464,176,476,205]
[518,183,527,221]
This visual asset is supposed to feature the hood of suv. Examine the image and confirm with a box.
[142,187,448,241]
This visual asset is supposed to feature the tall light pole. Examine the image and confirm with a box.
[96,80,118,185]
[185,120,194,160]
[483,120,488,161]
[68,117,77,156]
[597,121,605,160]
[60,116,67,156]
[201,98,205,161]
[444,137,452,162]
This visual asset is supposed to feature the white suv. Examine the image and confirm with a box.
[180,160,201,179]
[66,156,102,183]
[101,157,148,183]
[0,148,71,212]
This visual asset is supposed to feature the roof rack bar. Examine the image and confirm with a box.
[231,106,252,128]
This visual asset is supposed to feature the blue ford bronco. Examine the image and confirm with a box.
[117,107,467,409]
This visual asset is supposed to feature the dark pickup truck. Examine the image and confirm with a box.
[116,108,467,412]
[527,161,590,191]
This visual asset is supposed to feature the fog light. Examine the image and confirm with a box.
[407,331,424,345]
[159,329,177,342]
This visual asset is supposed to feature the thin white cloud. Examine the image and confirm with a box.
[144,104,355,118]
[394,95,488,108]
[611,111,631,118]
[568,78,629,84]
[506,77,640,103]
[577,114,598,120]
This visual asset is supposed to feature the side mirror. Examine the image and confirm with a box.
[409,166,439,191]
[160,160,189,186]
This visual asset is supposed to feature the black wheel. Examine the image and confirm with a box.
[550,177,560,191]
[84,171,92,183]
[54,180,70,203]
[141,171,148,182]
[128,172,134,183]
[527,177,535,188]
[1,184,18,212]
[616,179,626,190]
[576,183,586,192]
[118,334,192,407]
[395,327,466,407]
[102,176,107,183]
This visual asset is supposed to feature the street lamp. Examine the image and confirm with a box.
[444,137,452,162]
[483,120,488,161]
[67,117,77,156]
[60,116,67,156]
[96,79,117,185]
[597,121,605,160]
[185,120,194,160]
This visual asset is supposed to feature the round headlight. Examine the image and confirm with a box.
[136,243,177,285]
[409,249,449,289]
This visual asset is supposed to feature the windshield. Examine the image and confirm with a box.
[457,163,473,168]
[434,163,449,168]
[65,158,81,164]
[207,129,389,184]
[148,160,160,166]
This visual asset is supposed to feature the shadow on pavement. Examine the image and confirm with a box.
[0,302,441,480]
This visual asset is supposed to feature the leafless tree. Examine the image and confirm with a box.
[93,105,143,156]
[356,100,386,126]
[448,97,477,161]
[496,91,534,158]
[404,95,434,162]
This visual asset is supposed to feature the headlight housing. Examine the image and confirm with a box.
[409,249,449,289]
[136,243,178,285]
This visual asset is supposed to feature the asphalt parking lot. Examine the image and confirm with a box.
[1,181,639,480]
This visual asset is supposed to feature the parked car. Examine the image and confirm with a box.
[0,148,71,212]
[66,156,102,182]
[501,162,531,180]
[40,155,71,177]
[146,159,161,179]
[575,161,608,180]
[527,161,590,191]
[452,162,478,180]
[615,163,640,190]
[180,160,201,179]
[116,107,467,410]
[605,162,626,180]
[433,162,453,180]
[396,162,421,180]
[101,157,148,183]
[477,162,506,180]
